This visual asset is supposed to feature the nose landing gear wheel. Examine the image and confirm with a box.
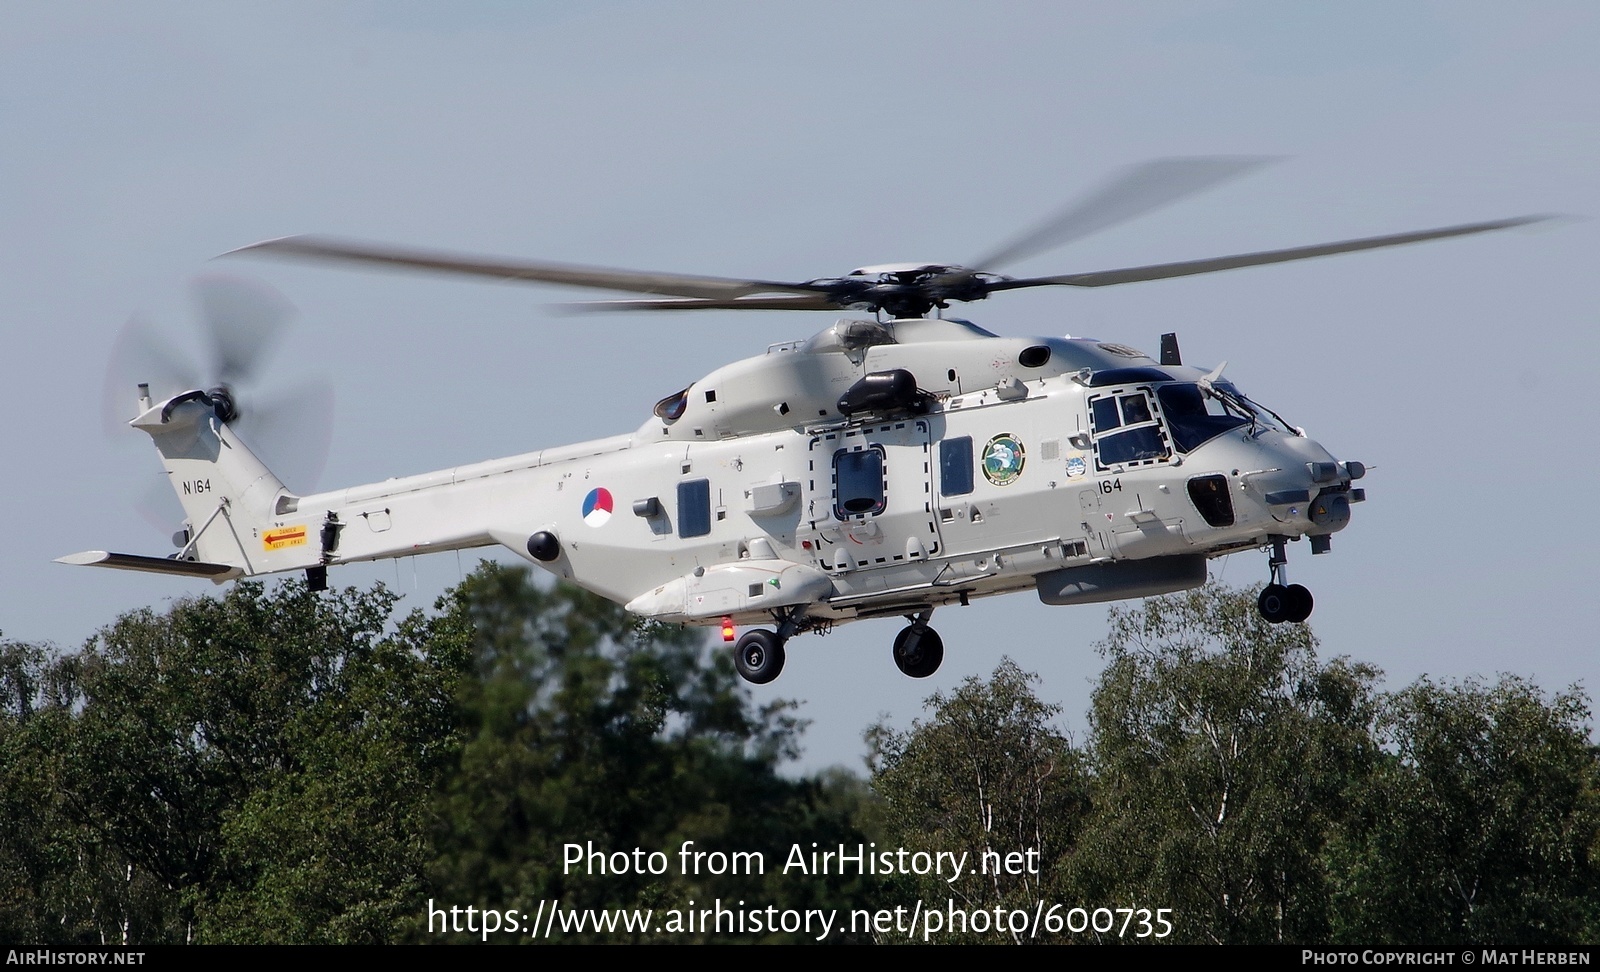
[734,629,785,684]
[1284,583,1313,623]
[1260,536,1314,624]
[1258,584,1290,623]
[1259,583,1314,624]
[892,624,944,678]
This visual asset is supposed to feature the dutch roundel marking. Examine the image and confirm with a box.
[582,487,614,527]
[981,433,1026,486]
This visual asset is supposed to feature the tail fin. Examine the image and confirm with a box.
[61,388,320,581]
[139,389,292,570]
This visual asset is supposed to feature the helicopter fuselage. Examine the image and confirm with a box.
[197,317,1360,635]
[65,315,1362,681]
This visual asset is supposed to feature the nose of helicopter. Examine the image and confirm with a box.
[1241,431,1366,542]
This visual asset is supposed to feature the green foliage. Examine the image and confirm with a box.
[1328,676,1600,945]
[0,636,76,944]
[199,589,471,942]
[421,563,876,943]
[867,660,1089,942]
[870,584,1597,945]
[1069,582,1382,943]
[2,581,469,944]
[6,573,1596,945]
[2,566,876,944]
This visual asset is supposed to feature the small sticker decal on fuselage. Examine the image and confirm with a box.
[262,525,308,551]
[582,487,614,527]
[982,433,1026,486]
[1065,455,1087,479]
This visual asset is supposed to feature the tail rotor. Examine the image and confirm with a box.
[102,273,334,538]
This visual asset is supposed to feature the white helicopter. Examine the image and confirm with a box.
[63,159,1544,683]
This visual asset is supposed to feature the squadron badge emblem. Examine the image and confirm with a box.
[981,434,1026,486]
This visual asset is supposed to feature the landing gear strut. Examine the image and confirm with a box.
[892,609,944,678]
[1258,536,1313,624]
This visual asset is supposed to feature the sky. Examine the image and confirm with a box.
[3,2,1596,773]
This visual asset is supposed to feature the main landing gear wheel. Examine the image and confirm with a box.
[734,629,785,684]
[1258,583,1313,624]
[892,624,944,678]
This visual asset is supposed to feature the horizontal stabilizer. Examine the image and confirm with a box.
[56,550,242,581]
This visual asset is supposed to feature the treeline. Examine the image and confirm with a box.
[1,568,1595,944]
[871,589,1600,943]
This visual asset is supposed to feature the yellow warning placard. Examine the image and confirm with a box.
[263,525,309,551]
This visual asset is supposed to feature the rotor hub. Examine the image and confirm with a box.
[208,385,239,424]
[817,265,1002,318]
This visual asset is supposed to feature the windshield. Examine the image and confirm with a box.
[1157,381,1292,452]
[1214,381,1295,436]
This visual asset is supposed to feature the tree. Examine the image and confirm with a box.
[420,564,877,943]
[0,635,78,943]
[4,567,881,944]
[35,580,469,943]
[1067,582,1381,943]
[867,659,1090,943]
[1327,676,1600,945]
[18,569,1590,944]
[2,629,207,945]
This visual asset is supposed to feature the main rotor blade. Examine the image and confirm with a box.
[559,294,844,312]
[968,156,1275,271]
[225,235,828,302]
[989,215,1551,291]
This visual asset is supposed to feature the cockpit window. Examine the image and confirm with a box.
[1157,383,1250,452]
[1099,426,1168,466]
[1089,390,1169,468]
[1091,379,1295,466]
[1215,381,1295,436]
[1091,397,1120,433]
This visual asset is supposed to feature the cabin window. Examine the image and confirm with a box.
[677,479,711,538]
[939,436,974,496]
[833,447,886,518]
